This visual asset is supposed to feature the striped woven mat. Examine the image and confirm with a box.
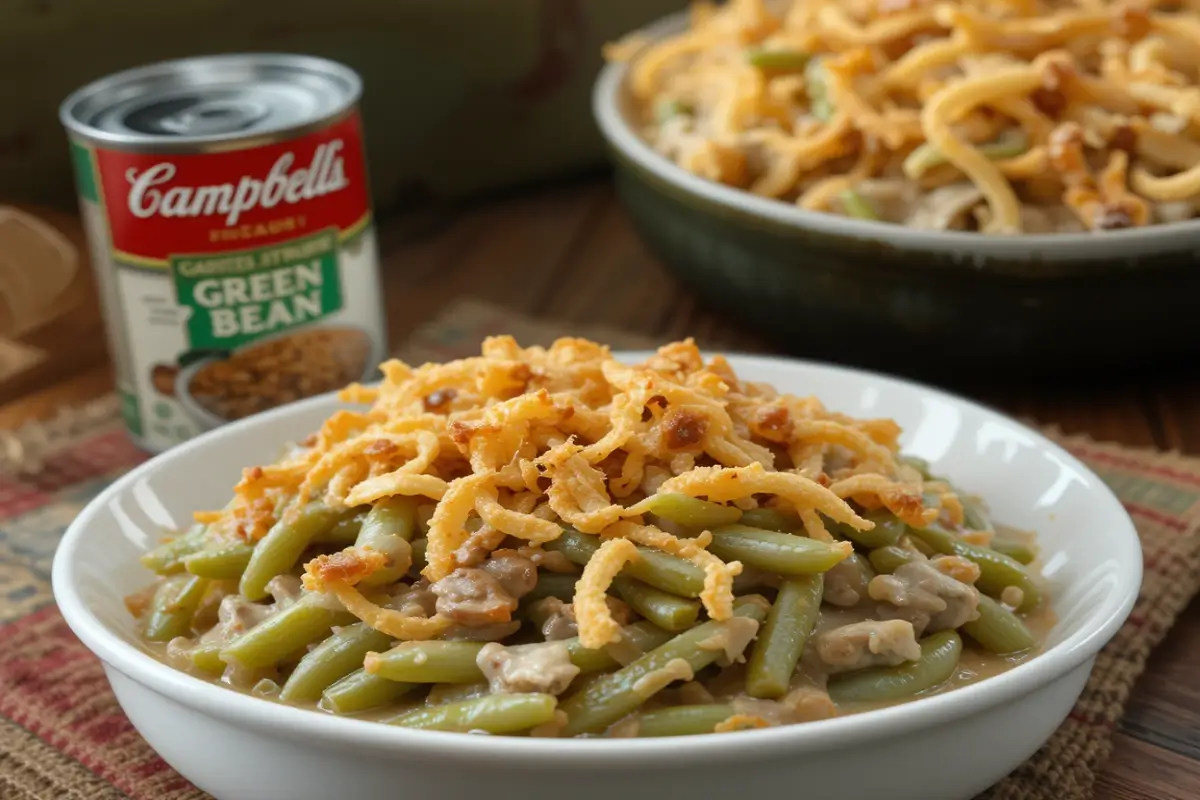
[1,298,1198,800]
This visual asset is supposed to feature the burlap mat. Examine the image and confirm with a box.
[2,297,1198,800]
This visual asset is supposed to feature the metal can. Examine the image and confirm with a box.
[60,54,387,453]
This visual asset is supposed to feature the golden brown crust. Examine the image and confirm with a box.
[303,547,388,590]
[661,407,710,450]
[423,387,458,412]
[232,497,277,543]
[196,337,954,648]
[932,554,983,585]
[713,714,771,733]
[751,403,794,443]
[123,585,156,619]
[363,439,399,458]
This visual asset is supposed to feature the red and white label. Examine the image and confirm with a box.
[93,113,371,262]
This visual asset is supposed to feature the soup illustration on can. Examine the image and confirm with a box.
[60,54,388,452]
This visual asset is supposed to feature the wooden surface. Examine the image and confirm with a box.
[0,205,109,410]
[4,177,1199,798]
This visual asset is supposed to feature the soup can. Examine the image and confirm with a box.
[60,54,388,453]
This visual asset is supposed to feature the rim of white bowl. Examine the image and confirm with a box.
[52,352,1141,767]
[592,9,1200,266]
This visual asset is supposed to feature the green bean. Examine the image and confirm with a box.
[559,597,770,736]
[426,682,489,706]
[635,704,736,737]
[989,538,1036,565]
[840,189,878,220]
[412,499,434,533]
[543,527,625,571]
[961,496,994,533]
[183,542,254,579]
[564,621,674,674]
[189,641,225,675]
[140,526,207,575]
[805,57,835,121]
[735,508,801,533]
[708,525,849,575]
[366,641,486,684]
[824,552,874,605]
[409,537,429,577]
[143,574,210,642]
[922,491,946,517]
[316,513,365,545]
[280,622,394,703]
[908,526,1041,611]
[240,503,344,601]
[355,497,418,587]
[566,671,609,697]
[614,578,700,632]
[746,574,823,699]
[522,572,578,605]
[832,510,906,549]
[962,594,1037,655]
[867,545,919,575]
[220,593,356,669]
[732,567,779,595]
[388,693,558,734]
[746,48,810,71]
[364,498,418,542]
[901,533,936,557]
[320,668,417,714]
[899,455,933,478]
[369,622,674,687]
[628,548,707,598]
[828,631,962,704]
[639,493,742,529]
[547,529,706,598]
[903,130,1027,179]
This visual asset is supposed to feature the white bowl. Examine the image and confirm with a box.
[52,353,1141,800]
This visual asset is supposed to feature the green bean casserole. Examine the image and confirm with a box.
[128,337,1053,737]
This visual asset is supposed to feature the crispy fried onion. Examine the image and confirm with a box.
[574,537,641,649]
[611,521,741,623]
[423,473,566,581]
[714,714,772,733]
[827,473,938,526]
[203,336,949,649]
[303,547,449,640]
[647,463,874,531]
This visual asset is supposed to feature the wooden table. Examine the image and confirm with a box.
[4,177,1198,798]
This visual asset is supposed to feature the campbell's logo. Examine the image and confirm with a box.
[92,113,371,262]
[125,141,350,227]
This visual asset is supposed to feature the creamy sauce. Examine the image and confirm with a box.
[829,523,1056,718]
[136,522,1058,734]
[831,599,1056,717]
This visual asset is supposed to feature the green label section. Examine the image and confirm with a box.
[170,229,343,350]
[70,141,99,204]
[119,388,143,437]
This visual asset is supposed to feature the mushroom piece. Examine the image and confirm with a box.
[905,184,985,231]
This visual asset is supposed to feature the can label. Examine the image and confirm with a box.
[69,112,386,451]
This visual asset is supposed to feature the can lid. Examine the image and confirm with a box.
[60,53,361,149]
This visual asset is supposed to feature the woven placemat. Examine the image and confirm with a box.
[1,297,1198,800]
